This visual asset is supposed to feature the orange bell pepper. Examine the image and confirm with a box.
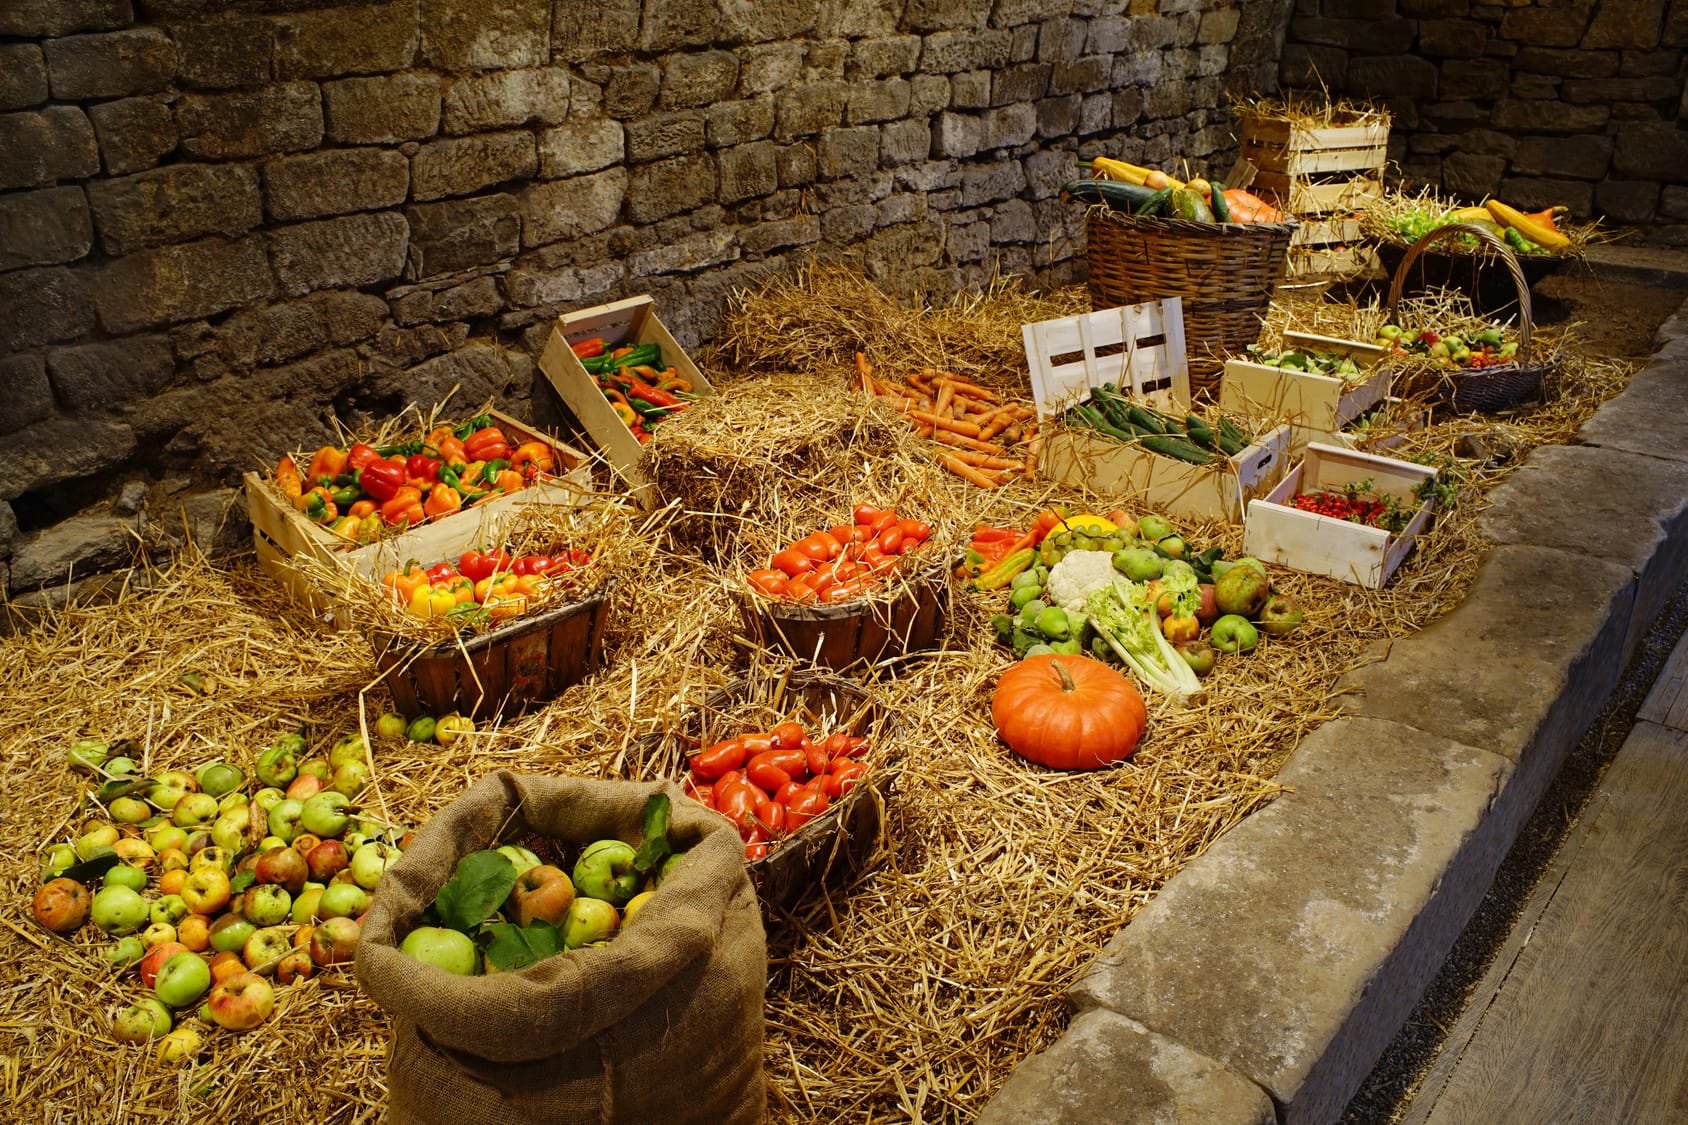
[275,456,304,505]
[509,441,555,478]
[381,486,424,528]
[490,469,524,494]
[382,565,429,605]
[347,499,377,520]
[305,445,348,485]
[423,484,462,520]
[436,434,467,467]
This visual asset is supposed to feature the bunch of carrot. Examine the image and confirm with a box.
[852,353,1042,489]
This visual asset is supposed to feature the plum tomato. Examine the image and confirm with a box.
[770,549,815,578]
[690,738,746,782]
[771,721,807,749]
[851,504,882,526]
[784,788,831,831]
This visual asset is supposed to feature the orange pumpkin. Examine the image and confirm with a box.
[991,654,1147,770]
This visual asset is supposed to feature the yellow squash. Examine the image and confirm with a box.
[1485,199,1570,250]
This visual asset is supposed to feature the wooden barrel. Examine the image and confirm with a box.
[731,552,952,672]
[370,578,616,718]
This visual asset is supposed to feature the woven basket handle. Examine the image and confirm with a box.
[1382,221,1532,365]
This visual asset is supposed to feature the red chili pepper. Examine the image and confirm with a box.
[571,337,606,359]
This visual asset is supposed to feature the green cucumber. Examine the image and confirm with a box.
[1061,178,1160,212]
[1184,414,1218,450]
[1125,404,1167,434]
[1136,187,1175,217]
[1138,434,1213,464]
[1209,181,1232,223]
[1215,416,1250,455]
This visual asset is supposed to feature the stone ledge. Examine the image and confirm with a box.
[979,1008,1275,1125]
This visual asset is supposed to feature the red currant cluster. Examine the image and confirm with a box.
[1288,490,1393,527]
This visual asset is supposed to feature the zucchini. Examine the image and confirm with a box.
[1184,414,1218,450]
[1138,434,1213,464]
[1208,181,1231,223]
[1061,178,1160,212]
[1136,187,1174,217]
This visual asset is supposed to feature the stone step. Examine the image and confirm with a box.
[1581,243,1688,289]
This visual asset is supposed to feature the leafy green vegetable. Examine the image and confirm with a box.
[427,849,517,933]
[1085,579,1202,698]
[480,920,561,972]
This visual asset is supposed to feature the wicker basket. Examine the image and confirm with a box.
[636,669,899,912]
[370,577,616,718]
[731,547,953,673]
[1383,223,1554,413]
[1082,208,1299,396]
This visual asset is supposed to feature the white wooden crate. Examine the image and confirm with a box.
[1022,299,1291,522]
[1219,330,1392,451]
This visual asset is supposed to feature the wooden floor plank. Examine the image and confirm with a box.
[1416,722,1688,1125]
[1636,628,1688,730]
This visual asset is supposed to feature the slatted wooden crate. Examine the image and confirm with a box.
[1023,298,1291,523]
[1237,113,1390,280]
[1219,331,1392,452]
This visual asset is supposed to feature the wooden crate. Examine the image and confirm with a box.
[243,408,593,626]
[1219,330,1392,450]
[1242,443,1437,589]
[536,294,714,506]
[1239,118,1390,188]
[1238,113,1389,281]
[1023,299,1292,523]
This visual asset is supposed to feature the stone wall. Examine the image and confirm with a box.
[1280,0,1688,242]
[0,0,1292,599]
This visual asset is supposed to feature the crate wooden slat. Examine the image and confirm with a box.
[1219,331,1392,451]
[536,295,714,507]
[1023,299,1292,523]
[1243,443,1437,589]
[1239,118,1390,179]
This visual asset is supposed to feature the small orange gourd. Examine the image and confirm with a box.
[991,654,1147,770]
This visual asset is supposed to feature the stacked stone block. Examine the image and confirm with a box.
[0,0,1284,597]
[1279,0,1688,242]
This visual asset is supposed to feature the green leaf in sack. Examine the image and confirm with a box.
[431,849,518,934]
[480,920,562,972]
[632,793,672,876]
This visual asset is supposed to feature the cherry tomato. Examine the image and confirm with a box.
[770,548,815,577]
[771,721,807,749]
[690,738,747,781]
[785,788,831,831]
[897,519,932,542]
[852,504,883,526]
[746,568,789,598]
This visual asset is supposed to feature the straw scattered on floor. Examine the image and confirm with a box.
[0,265,1643,1125]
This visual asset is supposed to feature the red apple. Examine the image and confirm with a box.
[252,846,309,895]
[509,864,576,927]
[309,915,361,966]
[32,878,91,933]
[275,948,315,984]
[207,972,275,1031]
[305,839,349,882]
[1195,583,1219,627]
[285,773,325,802]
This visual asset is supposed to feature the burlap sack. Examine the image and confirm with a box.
[356,771,767,1125]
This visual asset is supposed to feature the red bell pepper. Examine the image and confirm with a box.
[463,426,513,464]
[358,459,408,504]
[406,453,441,486]
[346,443,383,473]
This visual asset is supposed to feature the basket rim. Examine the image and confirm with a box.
[727,546,958,622]
[1084,206,1300,237]
[371,573,619,659]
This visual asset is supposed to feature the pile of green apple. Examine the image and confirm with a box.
[374,709,474,747]
[33,732,410,1062]
[399,795,680,976]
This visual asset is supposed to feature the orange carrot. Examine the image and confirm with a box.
[909,410,982,437]
[933,380,955,419]
[1023,434,1043,481]
[940,454,1000,488]
[948,381,998,403]
[945,449,1022,471]
[932,429,1009,455]
[977,409,1014,441]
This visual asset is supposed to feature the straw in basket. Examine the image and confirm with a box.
[1382,222,1555,414]
[1081,206,1299,398]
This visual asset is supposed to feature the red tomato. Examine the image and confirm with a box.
[897,519,931,542]
[773,780,804,805]
[805,741,831,777]
[852,504,882,526]
[771,721,807,749]
[829,524,866,546]
[859,547,893,573]
[820,732,852,758]
[824,762,868,800]
[683,777,714,808]
[690,738,747,781]
[822,581,865,603]
[875,526,906,555]
[746,568,789,597]
[740,732,775,755]
[770,548,814,577]
[745,842,769,861]
[739,818,770,845]
[831,558,860,582]
[865,510,899,537]
[715,776,760,826]
[784,576,818,604]
[807,570,838,598]
[747,748,807,792]
[785,788,831,831]
[753,799,786,838]
[793,532,842,561]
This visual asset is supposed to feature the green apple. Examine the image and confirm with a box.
[243,884,292,928]
[113,997,173,1043]
[171,791,220,829]
[90,885,150,935]
[399,926,478,975]
[375,712,408,741]
[560,897,620,948]
[328,734,366,769]
[104,934,148,970]
[103,864,149,894]
[144,823,188,854]
[150,893,190,927]
[1255,593,1305,636]
[290,885,325,925]
[328,760,369,799]
[316,881,368,920]
[1209,614,1259,655]
[76,823,120,861]
[267,798,305,843]
[405,715,437,744]
[572,840,639,906]
[211,807,253,853]
[208,913,257,955]
[249,787,287,819]
[108,795,153,824]
[300,791,352,839]
[67,739,111,773]
[39,842,78,882]
[195,760,245,798]
[495,844,543,879]
[154,951,212,1009]
[349,841,398,890]
[1136,514,1173,542]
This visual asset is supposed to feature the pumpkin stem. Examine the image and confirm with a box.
[1051,658,1076,693]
